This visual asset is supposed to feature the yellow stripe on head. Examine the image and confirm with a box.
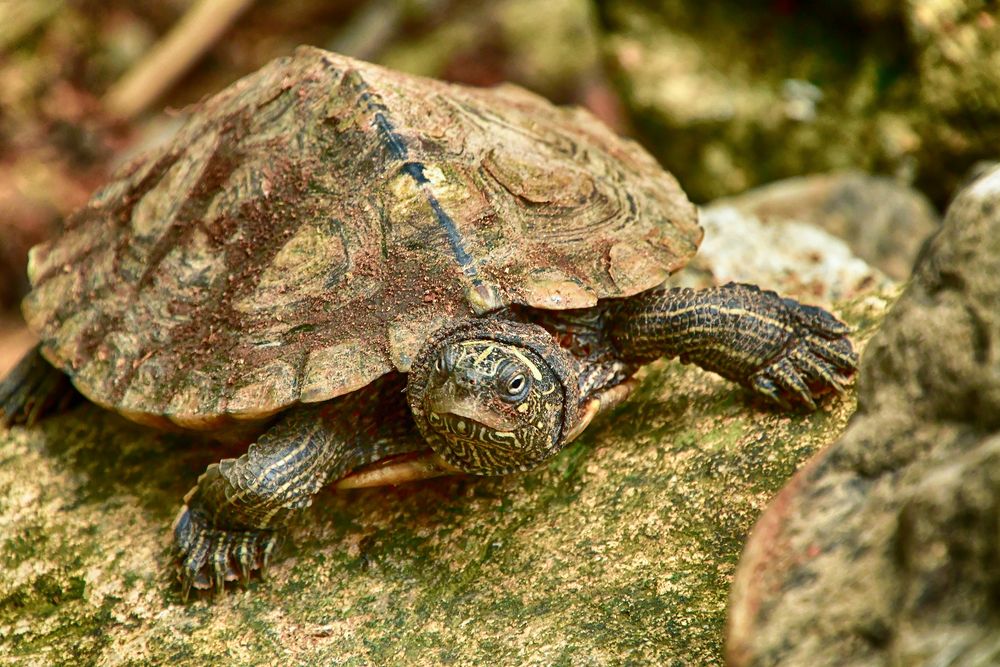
[474,345,495,365]
[458,339,543,381]
[508,347,543,380]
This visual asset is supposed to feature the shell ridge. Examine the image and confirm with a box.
[347,69,483,284]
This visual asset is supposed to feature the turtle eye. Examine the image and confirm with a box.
[498,364,531,403]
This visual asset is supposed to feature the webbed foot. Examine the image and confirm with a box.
[172,504,279,600]
[747,298,858,410]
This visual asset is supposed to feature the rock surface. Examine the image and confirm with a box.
[728,165,1000,666]
[675,206,890,304]
[0,210,889,666]
[664,173,917,305]
[0,311,884,666]
[710,172,939,281]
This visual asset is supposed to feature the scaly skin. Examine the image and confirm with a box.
[0,345,77,427]
[406,319,583,477]
[608,283,857,410]
[173,373,425,598]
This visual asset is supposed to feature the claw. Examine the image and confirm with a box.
[214,577,227,599]
[750,352,825,411]
[772,357,816,410]
[788,298,851,334]
[809,334,858,370]
[181,535,209,579]
[790,346,848,394]
[750,375,790,411]
[0,347,77,427]
[260,534,277,580]
[172,504,279,599]
[237,565,251,589]
[741,292,858,410]
[235,536,254,588]
[210,539,228,595]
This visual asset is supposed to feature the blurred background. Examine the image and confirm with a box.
[1,0,998,373]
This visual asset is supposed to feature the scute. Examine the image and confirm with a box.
[299,340,392,403]
[22,46,700,427]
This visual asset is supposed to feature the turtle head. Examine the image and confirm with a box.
[407,319,582,476]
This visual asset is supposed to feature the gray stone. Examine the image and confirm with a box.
[711,172,940,281]
[674,204,891,304]
[728,164,1000,667]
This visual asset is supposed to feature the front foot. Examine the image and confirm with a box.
[172,504,279,600]
[748,299,858,410]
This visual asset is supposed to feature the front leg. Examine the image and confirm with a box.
[609,283,858,410]
[173,374,424,598]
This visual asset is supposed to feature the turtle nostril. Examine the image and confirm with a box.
[455,367,479,388]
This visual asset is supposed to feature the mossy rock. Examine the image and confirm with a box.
[0,292,890,666]
[598,1,1000,208]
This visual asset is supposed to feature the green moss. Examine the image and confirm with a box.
[4,596,116,664]
[599,1,995,207]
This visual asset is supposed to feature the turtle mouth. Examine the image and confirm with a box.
[425,405,539,475]
[426,393,518,435]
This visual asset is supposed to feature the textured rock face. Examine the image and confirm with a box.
[664,173,938,304]
[0,332,882,666]
[681,206,889,304]
[728,165,1000,666]
[710,172,940,281]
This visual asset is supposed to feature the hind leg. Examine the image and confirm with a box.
[0,345,78,427]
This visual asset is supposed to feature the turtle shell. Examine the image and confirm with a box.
[22,46,700,430]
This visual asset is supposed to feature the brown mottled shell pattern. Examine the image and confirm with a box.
[22,46,700,430]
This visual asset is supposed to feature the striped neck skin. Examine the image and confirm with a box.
[411,332,569,476]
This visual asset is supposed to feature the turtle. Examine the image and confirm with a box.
[0,46,857,598]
